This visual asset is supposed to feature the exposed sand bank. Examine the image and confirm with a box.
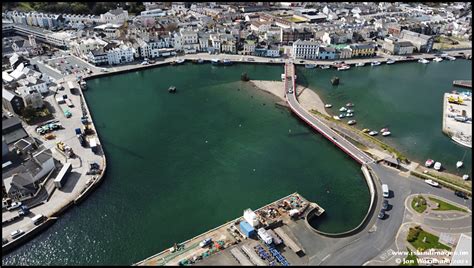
[249,80,330,116]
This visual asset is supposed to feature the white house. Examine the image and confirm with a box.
[292,39,320,59]
[100,7,129,24]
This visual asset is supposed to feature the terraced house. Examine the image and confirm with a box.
[349,43,375,57]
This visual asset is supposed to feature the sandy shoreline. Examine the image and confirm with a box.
[249,80,330,116]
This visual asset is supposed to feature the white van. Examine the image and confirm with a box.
[382,184,389,198]
[31,214,45,225]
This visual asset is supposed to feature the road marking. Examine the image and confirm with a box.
[321,254,331,262]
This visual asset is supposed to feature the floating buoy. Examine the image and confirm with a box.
[205,140,208,143]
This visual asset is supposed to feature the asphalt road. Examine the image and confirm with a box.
[284,62,373,164]
[319,163,471,265]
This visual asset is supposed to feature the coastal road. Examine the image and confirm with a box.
[318,164,471,265]
[284,62,374,164]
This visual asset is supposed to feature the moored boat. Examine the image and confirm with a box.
[371,61,381,66]
[346,109,354,113]
[337,65,350,71]
[362,128,370,133]
[445,55,456,61]
[325,104,333,108]
[211,58,220,65]
[339,107,347,112]
[418,58,430,64]
[456,161,463,168]
[380,128,389,133]
[339,113,346,118]
[434,162,442,170]
[348,120,356,125]
[346,102,354,107]
[433,57,443,62]
[425,159,434,167]
[462,174,469,180]
[175,58,185,64]
[386,59,396,64]
[369,130,378,136]
[223,59,233,65]
[333,115,341,120]
[355,62,365,67]
[305,64,317,69]
[346,112,353,117]
[382,131,391,136]
[320,65,330,69]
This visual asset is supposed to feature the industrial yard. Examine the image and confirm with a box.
[136,193,324,266]
[442,91,472,148]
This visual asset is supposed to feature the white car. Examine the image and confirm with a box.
[8,201,22,211]
[424,179,439,187]
[11,229,24,239]
[7,112,13,117]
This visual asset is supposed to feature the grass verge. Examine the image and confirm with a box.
[411,195,427,213]
[428,197,468,212]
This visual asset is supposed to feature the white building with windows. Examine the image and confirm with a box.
[292,39,320,59]
[100,8,129,24]
[106,43,134,65]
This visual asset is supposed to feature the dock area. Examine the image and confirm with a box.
[135,192,323,266]
[442,92,472,148]
[453,80,472,89]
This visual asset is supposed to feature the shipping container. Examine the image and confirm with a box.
[89,138,97,153]
[258,228,273,244]
[75,128,82,135]
[54,162,72,189]
[239,220,255,238]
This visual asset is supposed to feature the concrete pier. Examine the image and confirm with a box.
[135,192,322,266]
[442,92,472,148]
[453,80,472,89]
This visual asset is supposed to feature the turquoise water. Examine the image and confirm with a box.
[2,63,370,265]
[296,60,472,177]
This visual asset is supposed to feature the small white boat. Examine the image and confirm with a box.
[339,107,347,112]
[418,58,430,64]
[462,174,469,180]
[433,57,443,62]
[382,131,391,136]
[337,65,350,71]
[371,61,381,66]
[456,161,463,168]
[175,58,185,64]
[434,162,442,170]
[346,109,354,113]
[305,64,317,69]
[355,62,365,67]
[369,131,378,136]
[348,120,356,125]
[424,179,439,187]
[325,104,333,108]
[386,59,396,64]
[339,113,346,118]
[211,58,220,65]
[362,128,370,133]
[380,128,389,133]
[346,113,354,117]
[320,65,330,69]
[333,115,341,120]
[445,55,456,61]
[425,159,434,167]
[346,103,354,107]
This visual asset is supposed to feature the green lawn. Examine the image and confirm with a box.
[411,195,427,213]
[409,230,452,252]
[400,248,418,266]
[428,197,468,213]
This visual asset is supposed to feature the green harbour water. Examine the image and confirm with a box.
[2,60,471,265]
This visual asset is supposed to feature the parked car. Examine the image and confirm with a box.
[378,209,385,219]
[8,201,22,211]
[382,200,389,210]
[10,229,24,239]
[424,179,439,187]
[454,190,468,199]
